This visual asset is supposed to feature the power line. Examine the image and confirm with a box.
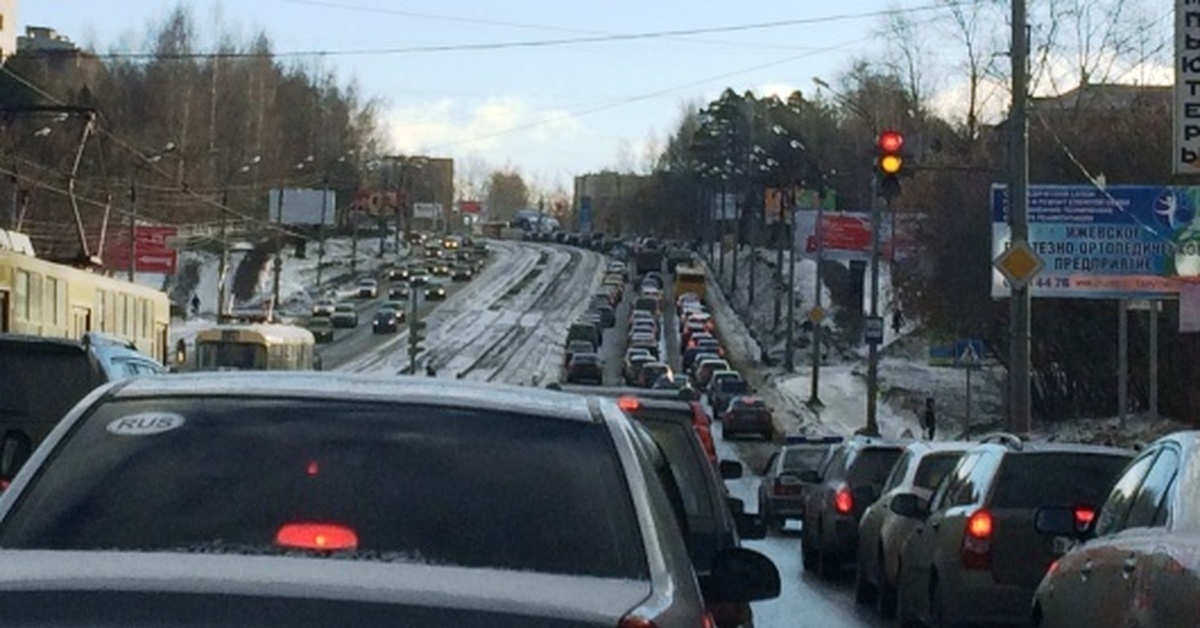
[82,3,948,59]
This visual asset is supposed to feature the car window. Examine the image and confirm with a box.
[913,452,965,491]
[1124,447,1179,530]
[992,452,1131,510]
[823,447,848,481]
[781,447,828,474]
[0,398,646,579]
[1095,450,1158,536]
[846,447,903,486]
[882,451,914,493]
[932,452,980,511]
[633,411,715,522]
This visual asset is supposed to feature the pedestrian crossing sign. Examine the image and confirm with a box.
[953,338,984,368]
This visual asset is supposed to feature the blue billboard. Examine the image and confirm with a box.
[580,196,593,234]
[991,184,1200,298]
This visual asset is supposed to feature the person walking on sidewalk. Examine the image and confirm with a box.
[921,397,937,440]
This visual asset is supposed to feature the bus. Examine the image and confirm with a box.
[0,243,172,364]
[674,264,707,301]
[193,323,320,372]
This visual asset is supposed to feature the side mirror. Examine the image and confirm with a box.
[1035,506,1093,540]
[706,548,781,603]
[719,459,744,480]
[890,493,927,519]
[797,469,821,484]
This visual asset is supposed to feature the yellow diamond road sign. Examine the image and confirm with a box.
[994,240,1045,289]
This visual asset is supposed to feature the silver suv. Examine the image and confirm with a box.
[893,435,1132,627]
[0,373,779,626]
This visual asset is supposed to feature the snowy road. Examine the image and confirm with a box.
[336,240,603,385]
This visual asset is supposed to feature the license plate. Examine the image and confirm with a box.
[1052,536,1074,554]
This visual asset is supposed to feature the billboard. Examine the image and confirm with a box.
[413,202,442,220]
[104,225,178,274]
[991,184,1200,298]
[580,196,593,234]
[459,200,482,214]
[268,189,337,226]
[792,210,913,262]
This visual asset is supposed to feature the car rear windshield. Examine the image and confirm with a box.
[990,452,1131,509]
[781,447,828,472]
[913,452,964,490]
[0,398,646,579]
[719,381,750,394]
[847,447,904,485]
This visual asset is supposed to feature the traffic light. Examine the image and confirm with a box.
[409,319,426,355]
[876,130,904,200]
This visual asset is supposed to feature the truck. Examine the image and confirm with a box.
[632,238,664,278]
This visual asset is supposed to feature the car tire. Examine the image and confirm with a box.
[896,563,920,628]
[854,553,873,606]
[801,528,817,573]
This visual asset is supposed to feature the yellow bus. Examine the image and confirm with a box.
[674,264,707,301]
[0,247,172,364]
[193,323,319,371]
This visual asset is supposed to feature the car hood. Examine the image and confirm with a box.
[0,550,651,624]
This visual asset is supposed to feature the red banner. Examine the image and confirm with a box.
[460,200,482,214]
[104,225,178,274]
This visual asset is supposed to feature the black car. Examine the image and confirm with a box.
[387,266,411,282]
[372,309,399,334]
[0,374,780,626]
[802,436,906,577]
[387,284,411,300]
[425,283,448,300]
[565,353,604,385]
[451,265,474,281]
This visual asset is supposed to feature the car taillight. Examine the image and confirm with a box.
[1074,506,1096,529]
[275,523,359,551]
[834,488,853,514]
[618,615,658,628]
[961,510,993,570]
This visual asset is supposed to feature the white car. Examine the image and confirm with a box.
[311,299,336,317]
[357,278,379,298]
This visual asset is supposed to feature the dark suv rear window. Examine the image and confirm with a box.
[847,447,904,485]
[0,398,646,579]
[991,452,1131,509]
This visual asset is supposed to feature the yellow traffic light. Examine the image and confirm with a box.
[880,154,903,175]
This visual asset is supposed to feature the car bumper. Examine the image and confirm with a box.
[332,319,356,328]
[725,414,773,433]
[763,495,806,519]
[943,573,1034,626]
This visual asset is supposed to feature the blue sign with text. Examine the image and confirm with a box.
[991,184,1200,298]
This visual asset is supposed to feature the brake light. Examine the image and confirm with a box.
[275,523,359,551]
[961,510,993,570]
[834,488,853,514]
[0,479,9,491]
[1074,506,1096,529]
[618,615,658,628]
[617,396,641,411]
[306,461,320,476]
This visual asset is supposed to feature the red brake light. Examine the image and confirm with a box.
[961,510,993,570]
[834,488,853,514]
[618,616,658,628]
[275,523,359,551]
[617,396,640,411]
[967,510,994,538]
[306,461,320,476]
[1074,507,1096,528]
[0,479,9,491]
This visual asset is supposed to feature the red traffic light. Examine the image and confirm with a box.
[877,130,903,154]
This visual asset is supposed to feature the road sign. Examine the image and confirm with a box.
[864,315,884,345]
[808,306,825,324]
[993,239,1044,289]
[953,338,984,368]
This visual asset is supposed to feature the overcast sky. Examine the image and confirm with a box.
[21,1,1171,192]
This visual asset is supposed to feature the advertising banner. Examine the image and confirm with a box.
[580,196,593,234]
[1176,0,1200,174]
[792,210,913,262]
[269,188,337,226]
[991,184,1200,298]
[104,225,178,274]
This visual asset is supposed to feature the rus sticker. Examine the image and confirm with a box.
[106,413,186,436]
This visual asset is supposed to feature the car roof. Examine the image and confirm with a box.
[0,550,650,620]
[109,373,603,424]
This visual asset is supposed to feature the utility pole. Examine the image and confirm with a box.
[127,176,137,281]
[1009,0,1033,435]
[317,175,328,288]
[217,186,229,321]
[408,289,423,375]
[271,188,285,317]
[785,205,798,373]
[718,183,727,279]
[809,197,827,406]
[773,199,784,328]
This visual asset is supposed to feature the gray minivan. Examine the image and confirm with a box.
[0,332,165,484]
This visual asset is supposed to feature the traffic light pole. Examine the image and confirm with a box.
[808,198,826,406]
[864,174,882,437]
[408,291,423,375]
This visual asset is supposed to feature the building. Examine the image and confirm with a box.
[572,172,651,235]
[17,26,76,54]
[0,0,16,59]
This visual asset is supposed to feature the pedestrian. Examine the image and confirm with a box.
[425,364,437,377]
[921,397,937,440]
[190,294,201,317]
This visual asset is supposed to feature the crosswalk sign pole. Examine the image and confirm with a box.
[965,367,972,440]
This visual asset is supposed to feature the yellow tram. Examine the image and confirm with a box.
[193,323,319,371]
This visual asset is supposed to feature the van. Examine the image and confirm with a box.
[0,332,165,483]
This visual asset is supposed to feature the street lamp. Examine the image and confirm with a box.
[270,156,316,317]
[127,141,178,282]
